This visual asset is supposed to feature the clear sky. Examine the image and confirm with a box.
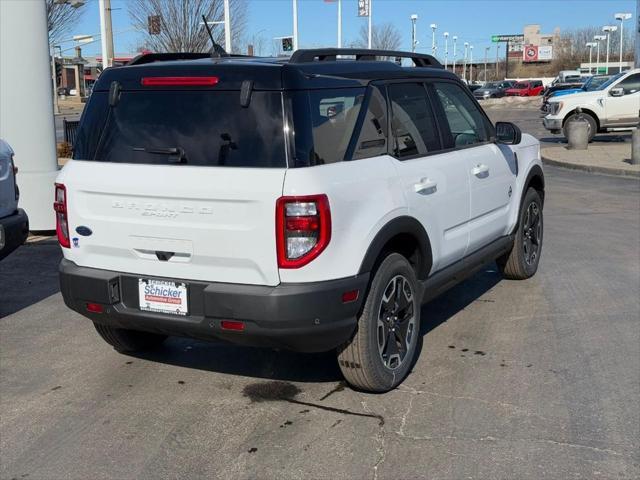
[68,0,637,60]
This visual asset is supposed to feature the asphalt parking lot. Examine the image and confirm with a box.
[1,106,639,479]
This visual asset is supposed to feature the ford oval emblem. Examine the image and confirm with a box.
[75,226,93,237]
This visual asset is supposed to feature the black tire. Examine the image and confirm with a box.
[497,188,544,280]
[563,113,597,142]
[337,253,421,392]
[93,323,167,353]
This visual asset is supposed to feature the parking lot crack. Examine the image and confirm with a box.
[361,400,386,480]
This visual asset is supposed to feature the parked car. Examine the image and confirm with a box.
[549,75,612,99]
[467,83,483,92]
[543,79,586,99]
[0,139,29,261]
[543,69,640,141]
[505,80,544,96]
[57,48,545,392]
[541,75,612,114]
[473,81,516,99]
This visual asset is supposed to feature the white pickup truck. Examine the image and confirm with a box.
[543,69,640,141]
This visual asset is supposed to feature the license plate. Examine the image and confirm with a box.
[138,278,188,316]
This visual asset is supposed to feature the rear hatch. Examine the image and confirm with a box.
[58,63,287,286]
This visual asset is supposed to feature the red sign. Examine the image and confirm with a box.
[523,45,538,62]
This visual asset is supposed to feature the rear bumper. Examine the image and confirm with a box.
[0,209,29,260]
[59,259,368,353]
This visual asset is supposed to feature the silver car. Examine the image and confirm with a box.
[473,81,515,100]
[0,139,29,260]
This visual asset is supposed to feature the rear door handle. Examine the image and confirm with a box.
[472,164,490,177]
[414,178,437,195]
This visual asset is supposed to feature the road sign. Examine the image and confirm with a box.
[491,34,524,43]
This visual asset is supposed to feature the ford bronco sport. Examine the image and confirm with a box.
[57,48,544,392]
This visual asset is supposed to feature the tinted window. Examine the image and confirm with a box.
[308,88,366,165]
[351,87,388,160]
[432,82,490,148]
[617,73,640,95]
[74,90,286,167]
[388,83,440,158]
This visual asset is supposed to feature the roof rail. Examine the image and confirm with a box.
[289,48,444,69]
[127,52,213,66]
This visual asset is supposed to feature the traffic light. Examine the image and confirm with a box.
[55,59,63,83]
[282,37,293,52]
[148,15,161,35]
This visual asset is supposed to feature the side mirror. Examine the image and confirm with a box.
[495,122,522,145]
[610,87,624,97]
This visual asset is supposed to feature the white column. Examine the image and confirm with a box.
[0,0,58,230]
[99,0,108,68]
[605,32,610,74]
[224,0,232,52]
[293,0,299,50]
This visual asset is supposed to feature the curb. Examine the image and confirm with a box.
[542,156,640,178]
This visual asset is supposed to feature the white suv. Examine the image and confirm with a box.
[543,68,640,141]
[57,49,545,392]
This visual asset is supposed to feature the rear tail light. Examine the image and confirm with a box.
[53,183,70,248]
[86,303,104,313]
[276,195,331,268]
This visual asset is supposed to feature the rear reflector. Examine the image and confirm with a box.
[341,290,359,303]
[86,302,104,313]
[220,320,245,331]
[141,76,219,86]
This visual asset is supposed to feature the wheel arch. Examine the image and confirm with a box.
[358,216,433,281]
[523,164,545,205]
[563,108,601,130]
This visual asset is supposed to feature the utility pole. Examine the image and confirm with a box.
[444,32,449,69]
[99,0,114,68]
[505,40,510,79]
[496,44,500,79]
[293,0,298,50]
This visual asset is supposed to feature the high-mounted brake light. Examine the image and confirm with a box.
[276,195,331,269]
[53,183,70,248]
[141,76,219,86]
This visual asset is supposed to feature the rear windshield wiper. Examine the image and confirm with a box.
[132,146,187,164]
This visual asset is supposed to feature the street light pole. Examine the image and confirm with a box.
[368,0,373,49]
[594,35,606,74]
[292,0,299,50]
[602,25,617,74]
[615,13,632,73]
[496,44,500,79]
[337,0,342,48]
[484,46,489,82]
[444,32,449,69]
[469,45,474,83]
[430,24,437,56]
[410,14,418,53]
[463,42,468,81]
[452,36,457,74]
[223,0,231,52]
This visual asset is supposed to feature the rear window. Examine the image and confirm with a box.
[73,90,286,168]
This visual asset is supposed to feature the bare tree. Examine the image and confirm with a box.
[128,0,247,53]
[46,0,85,46]
[352,23,402,51]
